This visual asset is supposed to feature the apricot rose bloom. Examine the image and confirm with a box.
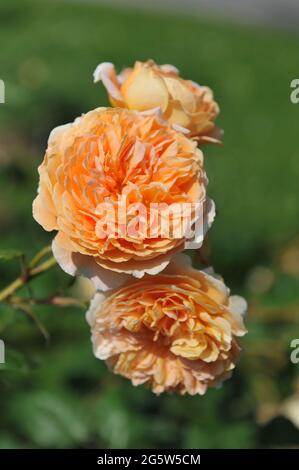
[93,60,222,144]
[33,107,214,290]
[87,255,247,395]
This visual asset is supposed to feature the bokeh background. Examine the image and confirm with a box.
[1,0,299,449]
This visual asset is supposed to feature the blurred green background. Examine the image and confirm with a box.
[1,0,299,449]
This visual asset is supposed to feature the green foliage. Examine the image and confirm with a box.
[0,0,299,449]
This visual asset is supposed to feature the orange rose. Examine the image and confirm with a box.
[87,254,247,395]
[33,108,214,290]
[94,60,222,144]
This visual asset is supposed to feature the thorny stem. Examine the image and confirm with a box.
[0,247,57,303]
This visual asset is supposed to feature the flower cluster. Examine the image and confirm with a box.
[33,59,247,395]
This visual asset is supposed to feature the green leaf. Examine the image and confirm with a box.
[0,249,24,262]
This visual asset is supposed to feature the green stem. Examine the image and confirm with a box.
[29,245,52,268]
